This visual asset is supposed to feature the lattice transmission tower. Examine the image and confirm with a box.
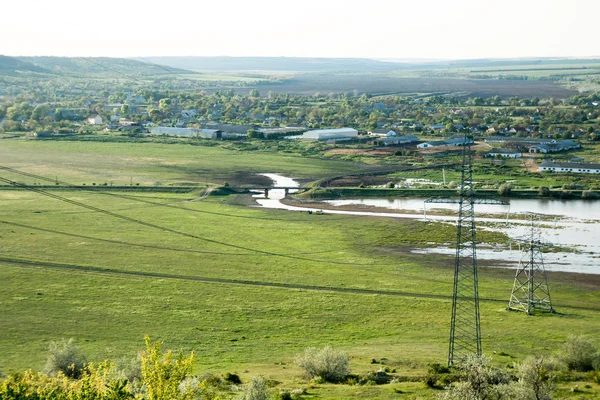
[423,135,508,366]
[507,213,555,315]
[447,136,482,366]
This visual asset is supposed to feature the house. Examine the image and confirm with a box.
[380,135,419,146]
[87,114,103,125]
[302,128,358,141]
[539,161,600,174]
[180,109,198,119]
[485,148,522,158]
[430,124,445,130]
[529,140,581,154]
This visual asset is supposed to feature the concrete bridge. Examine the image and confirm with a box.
[229,186,303,197]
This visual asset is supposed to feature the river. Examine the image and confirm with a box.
[254,174,600,275]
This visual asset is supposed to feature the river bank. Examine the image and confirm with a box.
[300,187,595,200]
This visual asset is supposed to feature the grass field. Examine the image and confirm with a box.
[1,139,600,398]
[0,138,364,186]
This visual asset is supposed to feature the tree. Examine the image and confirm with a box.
[249,89,260,98]
[120,104,130,115]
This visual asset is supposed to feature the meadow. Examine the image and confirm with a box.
[1,138,600,398]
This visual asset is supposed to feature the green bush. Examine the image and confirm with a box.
[43,338,87,378]
[498,183,512,196]
[295,346,349,383]
[538,186,550,196]
[582,190,600,199]
[560,335,598,372]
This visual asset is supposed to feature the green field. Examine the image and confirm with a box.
[1,139,600,398]
[0,138,363,186]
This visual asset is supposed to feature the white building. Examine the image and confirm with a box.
[87,115,103,125]
[539,161,600,174]
[302,128,358,141]
[485,148,522,158]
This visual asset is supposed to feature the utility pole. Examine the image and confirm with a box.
[507,213,555,315]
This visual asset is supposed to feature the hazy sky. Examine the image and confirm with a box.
[3,0,599,60]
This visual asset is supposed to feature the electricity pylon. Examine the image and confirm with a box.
[507,213,555,315]
[447,136,483,367]
[423,136,508,366]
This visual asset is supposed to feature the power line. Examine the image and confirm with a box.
[0,175,392,267]
[0,219,330,257]
[0,165,358,222]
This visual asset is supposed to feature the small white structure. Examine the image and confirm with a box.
[87,115,103,125]
[539,161,600,174]
[302,128,358,141]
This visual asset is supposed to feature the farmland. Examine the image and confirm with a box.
[1,138,600,398]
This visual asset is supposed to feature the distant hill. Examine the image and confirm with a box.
[15,57,196,76]
[138,56,407,72]
[0,55,48,75]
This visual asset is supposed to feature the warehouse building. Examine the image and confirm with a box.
[539,161,600,174]
[150,127,222,139]
[302,128,358,141]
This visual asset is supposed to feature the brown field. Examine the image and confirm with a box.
[237,74,577,98]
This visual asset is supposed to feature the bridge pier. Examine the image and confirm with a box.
[284,188,289,196]
[264,188,269,198]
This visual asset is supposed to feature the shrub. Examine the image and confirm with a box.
[140,336,195,400]
[538,186,550,197]
[437,355,515,400]
[425,362,452,388]
[115,355,142,384]
[515,355,557,400]
[582,190,600,199]
[238,376,270,400]
[43,338,87,378]
[498,183,512,196]
[224,372,242,384]
[560,335,597,372]
[296,346,349,383]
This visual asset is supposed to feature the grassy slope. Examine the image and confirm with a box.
[0,139,599,398]
[0,138,362,185]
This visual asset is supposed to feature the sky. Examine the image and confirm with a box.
[3,0,599,60]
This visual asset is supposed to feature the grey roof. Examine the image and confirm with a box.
[540,161,600,170]
[487,148,520,154]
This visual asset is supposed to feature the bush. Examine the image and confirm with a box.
[140,336,195,400]
[43,338,87,378]
[560,335,598,372]
[425,362,452,388]
[582,190,600,199]
[295,346,349,383]
[538,186,550,197]
[224,372,242,384]
[515,356,557,400]
[498,183,512,196]
[238,376,270,400]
